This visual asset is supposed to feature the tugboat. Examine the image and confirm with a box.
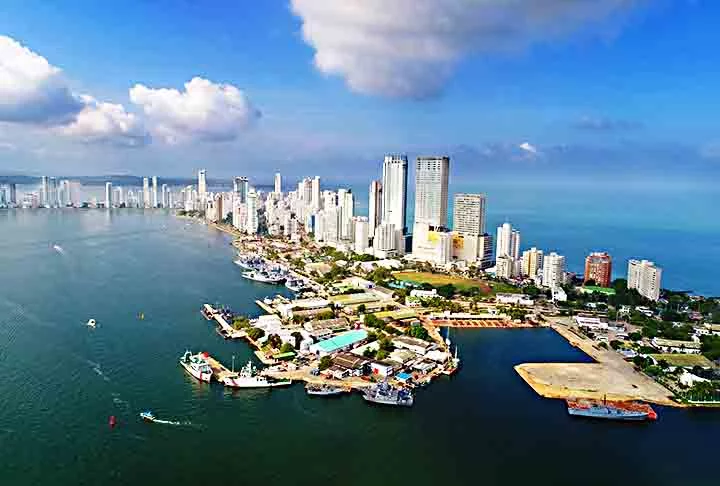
[179,351,213,383]
[362,381,414,407]
[566,396,657,421]
[222,360,292,388]
[305,383,349,397]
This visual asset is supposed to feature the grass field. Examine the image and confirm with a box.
[649,354,714,368]
[392,271,518,295]
[373,309,417,320]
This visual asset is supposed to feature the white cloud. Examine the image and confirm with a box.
[129,77,261,143]
[0,35,83,124]
[291,0,637,98]
[59,95,148,147]
[519,141,538,155]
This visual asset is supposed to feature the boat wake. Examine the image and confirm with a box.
[86,359,111,382]
[52,244,65,254]
[152,418,194,426]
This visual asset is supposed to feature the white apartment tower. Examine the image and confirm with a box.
[496,222,521,261]
[143,177,150,208]
[105,182,113,209]
[233,176,249,204]
[274,172,282,195]
[152,176,158,208]
[354,217,370,254]
[198,169,207,204]
[628,259,662,301]
[246,190,259,235]
[311,176,321,210]
[414,156,450,227]
[381,154,408,234]
[41,176,49,207]
[369,180,382,237]
[542,252,566,290]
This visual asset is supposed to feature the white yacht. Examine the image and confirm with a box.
[86,319,97,328]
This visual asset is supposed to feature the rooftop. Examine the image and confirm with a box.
[312,329,368,354]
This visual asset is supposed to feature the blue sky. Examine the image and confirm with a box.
[1,0,719,182]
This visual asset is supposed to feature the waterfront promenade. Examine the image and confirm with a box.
[515,320,679,407]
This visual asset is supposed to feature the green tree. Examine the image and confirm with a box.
[291,331,303,349]
[246,327,265,341]
[436,284,457,299]
[363,347,377,359]
[232,316,250,330]
[279,342,295,354]
[357,304,366,314]
[406,324,429,341]
[375,349,389,360]
[318,355,333,371]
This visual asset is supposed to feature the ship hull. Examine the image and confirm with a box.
[180,361,212,383]
[566,399,657,421]
[362,394,414,407]
[567,408,649,421]
[223,378,292,388]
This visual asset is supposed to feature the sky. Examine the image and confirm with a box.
[1,0,720,183]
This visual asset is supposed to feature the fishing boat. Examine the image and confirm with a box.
[222,360,291,388]
[362,381,414,407]
[179,351,213,383]
[566,397,657,421]
[241,270,285,285]
[86,319,97,328]
[140,411,156,422]
[305,383,348,397]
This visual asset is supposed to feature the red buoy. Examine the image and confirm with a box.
[109,415,117,428]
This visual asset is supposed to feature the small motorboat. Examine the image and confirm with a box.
[140,411,156,422]
[109,415,117,428]
[87,319,97,328]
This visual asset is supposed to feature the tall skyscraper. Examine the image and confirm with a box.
[585,252,613,287]
[522,248,544,279]
[628,259,662,301]
[198,169,207,204]
[49,177,58,207]
[161,184,168,208]
[8,183,17,206]
[152,176,158,208]
[354,217,370,253]
[41,176,49,207]
[542,252,566,290]
[381,155,408,233]
[311,176,321,210]
[453,193,486,235]
[142,177,150,208]
[105,182,113,209]
[233,176,249,204]
[414,156,450,227]
[246,190,259,234]
[274,172,282,195]
[369,180,382,237]
[338,189,354,241]
[496,222,520,261]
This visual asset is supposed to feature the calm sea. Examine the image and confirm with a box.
[0,210,719,486]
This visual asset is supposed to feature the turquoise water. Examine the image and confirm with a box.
[1,210,719,486]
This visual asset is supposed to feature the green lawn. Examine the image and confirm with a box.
[373,309,417,320]
[393,271,516,295]
[649,354,714,368]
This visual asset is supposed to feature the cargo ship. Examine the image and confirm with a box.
[566,397,657,421]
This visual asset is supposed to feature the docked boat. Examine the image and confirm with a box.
[241,270,286,285]
[362,382,414,407]
[285,278,306,292]
[179,351,213,383]
[234,254,263,270]
[305,383,348,397]
[222,360,292,388]
[140,411,156,422]
[566,397,657,421]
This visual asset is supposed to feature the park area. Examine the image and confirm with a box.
[392,271,518,295]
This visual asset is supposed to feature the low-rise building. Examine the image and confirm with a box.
[575,316,609,331]
[392,335,432,355]
[303,317,350,339]
[370,361,395,377]
[309,329,368,356]
[495,293,534,306]
[651,337,702,354]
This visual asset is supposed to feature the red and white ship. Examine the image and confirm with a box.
[179,351,213,383]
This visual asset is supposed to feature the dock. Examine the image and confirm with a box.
[203,304,246,339]
[205,355,235,382]
[254,300,277,315]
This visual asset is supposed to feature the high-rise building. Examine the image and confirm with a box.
[496,254,515,279]
[414,156,450,228]
[274,172,282,195]
[233,176,249,204]
[521,248,544,279]
[338,189,354,241]
[152,176,158,208]
[369,180,382,237]
[584,252,613,287]
[105,182,113,209]
[311,176,321,210]
[142,177,150,208]
[496,222,520,261]
[374,222,397,254]
[49,177,58,207]
[198,169,207,204]
[246,190,258,234]
[354,217,370,254]
[381,154,408,234]
[628,259,662,301]
[8,183,16,206]
[542,252,566,290]
[453,193,486,236]
[161,184,168,208]
[41,176,49,207]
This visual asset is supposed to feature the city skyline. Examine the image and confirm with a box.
[0,2,719,181]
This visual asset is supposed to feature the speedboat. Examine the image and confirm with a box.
[140,411,156,422]
[179,351,213,382]
[86,319,97,328]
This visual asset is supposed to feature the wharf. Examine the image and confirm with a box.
[427,319,534,329]
[205,355,235,382]
[514,320,680,407]
[263,367,371,390]
[255,300,277,315]
[203,304,245,339]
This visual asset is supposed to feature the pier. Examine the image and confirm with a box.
[205,355,235,382]
[255,299,277,315]
[203,304,246,339]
